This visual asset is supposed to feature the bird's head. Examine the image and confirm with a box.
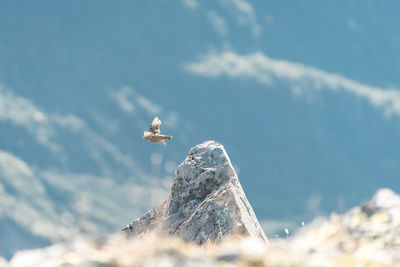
[143,131,151,139]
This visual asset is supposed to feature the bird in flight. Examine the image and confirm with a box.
[143,117,172,145]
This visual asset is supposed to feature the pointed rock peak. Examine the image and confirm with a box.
[123,141,268,245]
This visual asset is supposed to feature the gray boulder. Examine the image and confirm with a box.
[123,141,268,245]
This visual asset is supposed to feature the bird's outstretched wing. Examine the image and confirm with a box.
[149,117,161,134]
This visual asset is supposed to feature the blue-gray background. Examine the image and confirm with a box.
[1,0,400,259]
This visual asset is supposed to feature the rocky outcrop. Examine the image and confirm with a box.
[283,188,400,266]
[122,141,268,244]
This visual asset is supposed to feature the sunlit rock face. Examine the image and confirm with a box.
[123,141,268,244]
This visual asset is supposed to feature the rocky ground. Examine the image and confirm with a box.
[2,142,399,266]
[1,188,399,267]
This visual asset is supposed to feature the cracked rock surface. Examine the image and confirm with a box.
[123,141,268,245]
